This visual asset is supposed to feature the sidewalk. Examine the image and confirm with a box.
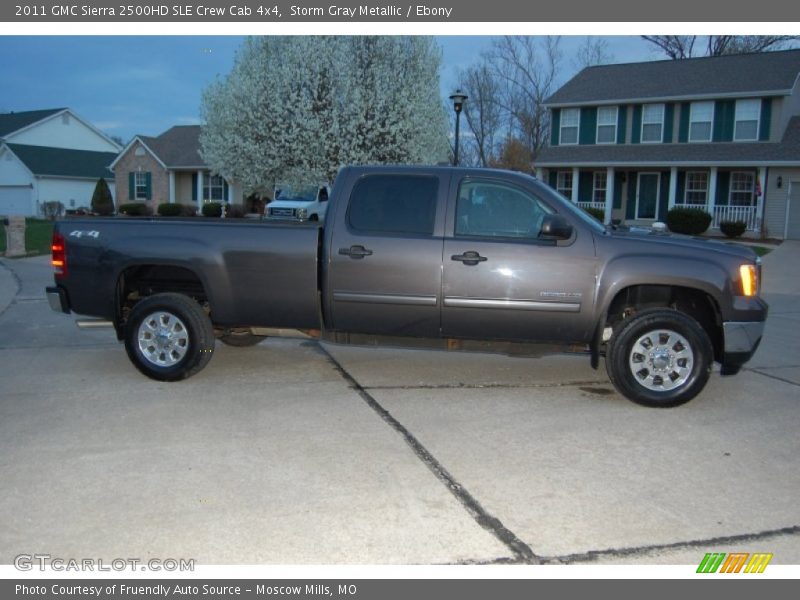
[760,240,800,296]
[0,259,19,315]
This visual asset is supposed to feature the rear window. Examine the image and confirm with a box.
[347,175,438,236]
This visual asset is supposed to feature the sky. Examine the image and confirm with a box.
[0,36,658,144]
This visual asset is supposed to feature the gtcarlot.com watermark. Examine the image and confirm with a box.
[14,554,195,572]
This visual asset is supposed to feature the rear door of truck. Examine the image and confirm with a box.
[323,168,447,337]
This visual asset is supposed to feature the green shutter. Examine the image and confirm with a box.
[663,104,675,143]
[616,106,627,144]
[145,172,152,200]
[192,173,198,202]
[548,170,557,188]
[128,172,134,200]
[676,171,686,205]
[631,106,642,144]
[678,103,690,143]
[223,180,230,202]
[716,171,731,206]
[626,172,637,219]
[658,172,670,220]
[613,173,623,209]
[713,100,735,142]
[579,107,597,145]
[550,109,561,146]
[579,171,593,202]
[759,98,772,141]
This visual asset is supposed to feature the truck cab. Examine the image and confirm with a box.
[266,183,330,222]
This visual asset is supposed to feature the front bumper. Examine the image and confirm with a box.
[46,286,70,314]
[721,320,765,375]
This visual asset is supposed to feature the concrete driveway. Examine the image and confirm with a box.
[0,244,798,566]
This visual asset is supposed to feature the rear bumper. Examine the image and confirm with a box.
[720,320,765,375]
[46,286,70,314]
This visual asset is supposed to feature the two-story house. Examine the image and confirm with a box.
[110,125,242,212]
[0,108,120,216]
[536,49,800,239]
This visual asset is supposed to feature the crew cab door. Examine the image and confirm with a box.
[441,175,597,343]
[325,171,447,337]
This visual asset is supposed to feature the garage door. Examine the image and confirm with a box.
[0,186,33,216]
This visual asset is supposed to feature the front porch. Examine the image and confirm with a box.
[538,166,765,233]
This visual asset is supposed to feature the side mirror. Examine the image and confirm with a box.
[540,214,573,240]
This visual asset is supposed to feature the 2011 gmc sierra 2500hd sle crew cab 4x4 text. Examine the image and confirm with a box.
[46,166,767,407]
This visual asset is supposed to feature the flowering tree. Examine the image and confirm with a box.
[200,37,449,193]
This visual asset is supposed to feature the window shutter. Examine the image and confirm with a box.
[578,171,593,202]
[223,180,229,202]
[548,171,557,188]
[713,100,735,142]
[579,107,597,145]
[716,171,731,206]
[631,106,642,144]
[658,172,670,220]
[613,173,623,209]
[663,104,675,143]
[676,171,686,204]
[550,109,561,146]
[192,173,198,202]
[145,172,152,200]
[678,103,690,143]
[759,98,772,141]
[626,172,637,219]
[616,106,627,144]
[128,172,134,200]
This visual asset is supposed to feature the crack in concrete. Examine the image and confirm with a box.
[362,380,607,391]
[745,368,800,387]
[318,345,539,565]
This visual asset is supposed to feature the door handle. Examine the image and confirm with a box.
[338,245,373,259]
[451,250,487,266]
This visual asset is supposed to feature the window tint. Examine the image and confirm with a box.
[456,180,553,240]
[348,175,438,235]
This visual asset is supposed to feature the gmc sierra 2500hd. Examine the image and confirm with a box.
[46,166,767,407]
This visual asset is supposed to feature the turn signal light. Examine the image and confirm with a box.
[51,231,66,277]
[739,264,757,297]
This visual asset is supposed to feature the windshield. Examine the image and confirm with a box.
[274,185,319,202]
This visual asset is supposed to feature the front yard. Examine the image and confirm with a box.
[1,218,54,257]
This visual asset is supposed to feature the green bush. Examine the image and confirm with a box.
[157,203,182,216]
[118,202,151,216]
[202,202,223,217]
[719,220,747,238]
[583,206,605,222]
[666,207,712,235]
[91,178,114,216]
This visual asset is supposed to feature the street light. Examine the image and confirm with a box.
[449,89,468,166]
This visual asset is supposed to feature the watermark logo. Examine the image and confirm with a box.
[697,552,773,573]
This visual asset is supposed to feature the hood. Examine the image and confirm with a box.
[602,226,758,261]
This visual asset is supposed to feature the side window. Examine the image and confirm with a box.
[455,180,553,240]
[347,175,438,235]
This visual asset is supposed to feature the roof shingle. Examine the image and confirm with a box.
[0,108,66,138]
[138,125,204,168]
[7,143,117,179]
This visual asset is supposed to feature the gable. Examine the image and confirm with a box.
[4,110,121,153]
[0,108,64,137]
[0,145,35,185]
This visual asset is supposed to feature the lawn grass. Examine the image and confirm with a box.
[751,246,773,257]
[1,218,54,257]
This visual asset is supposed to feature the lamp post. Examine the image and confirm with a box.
[449,89,468,166]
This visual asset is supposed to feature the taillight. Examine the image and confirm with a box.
[51,231,66,277]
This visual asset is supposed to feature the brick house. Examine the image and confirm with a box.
[110,125,242,212]
[536,49,800,239]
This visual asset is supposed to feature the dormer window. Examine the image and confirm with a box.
[689,101,713,142]
[641,103,665,143]
[560,108,580,145]
[734,99,760,141]
[596,106,618,144]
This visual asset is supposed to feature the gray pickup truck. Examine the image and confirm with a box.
[46,166,767,407]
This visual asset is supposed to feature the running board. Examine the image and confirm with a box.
[75,319,114,329]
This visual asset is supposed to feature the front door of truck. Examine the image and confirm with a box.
[441,175,597,343]
[326,171,447,337]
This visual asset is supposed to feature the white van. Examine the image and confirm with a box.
[265,184,330,222]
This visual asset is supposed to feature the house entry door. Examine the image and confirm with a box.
[636,173,660,220]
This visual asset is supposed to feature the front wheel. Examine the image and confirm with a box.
[605,308,713,408]
[124,293,215,381]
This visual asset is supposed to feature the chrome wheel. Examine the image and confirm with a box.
[628,328,694,392]
[137,311,190,367]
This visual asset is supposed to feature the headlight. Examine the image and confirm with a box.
[296,208,307,219]
[739,264,758,297]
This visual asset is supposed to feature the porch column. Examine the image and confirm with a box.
[708,167,718,226]
[604,167,614,225]
[168,171,175,204]
[757,167,767,231]
[668,167,678,212]
[571,167,580,204]
[535,167,544,181]
[227,179,233,204]
[196,170,204,212]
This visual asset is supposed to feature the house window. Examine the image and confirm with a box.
[204,175,225,202]
[560,108,580,145]
[596,106,618,144]
[134,172,148,200]
[641,103,665,143]
[684,171,708,205]
[592,172,607,203]
[730,172,755,206]
[689,101,714,142]
[556,171,573,198]
[734,99,760,141]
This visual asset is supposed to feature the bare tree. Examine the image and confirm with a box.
[459,59,503,167]
[574,36,614,70]
[643,35,799,59]
[488,36,562,165]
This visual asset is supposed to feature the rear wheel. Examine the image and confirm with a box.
[605,308,712,408]
[124,293,215,381]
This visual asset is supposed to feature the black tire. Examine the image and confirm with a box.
[605,308,712,408]
[219,332,267,347]
[124,293,215,381]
